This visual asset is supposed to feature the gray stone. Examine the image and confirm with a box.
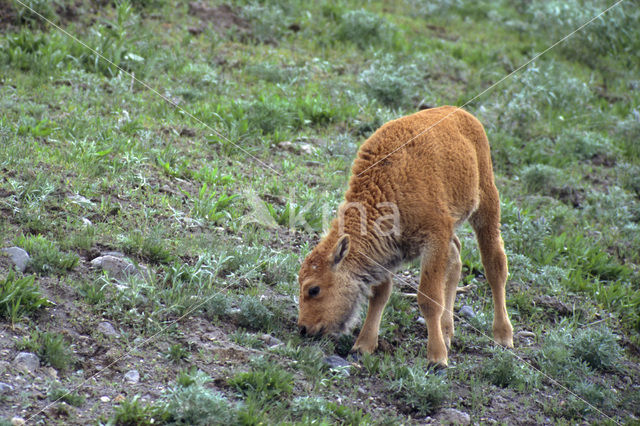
[323,355,350,369]
[515,330,536,339]
[124,369,140,384]
[0,382,14,394]
[13,352,39,372]
[97,321,119,337]
[436,408,471,425]
[459,305,475,319]
[91,255,148,280]
[2,247,30,272]
[261,334,282,347]
[416,316,426,326]
[68,194,95,207]
[298,142,315,155]
[11,417,25,426]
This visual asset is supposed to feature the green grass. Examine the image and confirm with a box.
[18,330,76,372]
[1,0,639,423]
[0,271,50,324]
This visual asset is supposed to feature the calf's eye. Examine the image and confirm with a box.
[308,286,320,297]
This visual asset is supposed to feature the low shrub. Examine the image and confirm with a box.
[236,295,274,331]
[228,357,293,404]
[388,365,449,415]
[336,9,395,49]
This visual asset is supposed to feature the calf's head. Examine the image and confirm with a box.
[297,234,364,337]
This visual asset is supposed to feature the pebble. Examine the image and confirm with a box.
[416,316,426,326]
[91,255,149,280]
[97,321,119,338]
[124,369,140,384]
[68,194,95,207]
[11,418,25,426]
[0,382,14,394]
[13,352,40,372]
[436,408,471,425]
[1,247,30,272]
[298,142,315,155]
[515,330,536,339]
[100,396,110,403]
[459,305,475,319]
[43,367,58,379]
[261,334,282,348]
[323,355,350,370]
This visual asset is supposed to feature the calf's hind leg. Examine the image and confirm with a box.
[470,189,513,348]
[441,235,462,349]
[417,230,452,367]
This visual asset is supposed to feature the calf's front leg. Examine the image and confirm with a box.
[351,276,392,354]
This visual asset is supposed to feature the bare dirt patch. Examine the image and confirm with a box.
[187,2,250,36]
[0,0,18,31]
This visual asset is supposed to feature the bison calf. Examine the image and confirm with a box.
[297,106,514,367]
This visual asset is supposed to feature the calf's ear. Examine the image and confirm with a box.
[332,234,350,268]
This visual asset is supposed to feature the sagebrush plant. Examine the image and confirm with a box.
[572,327,622,372]
[337,9,395,49]
[359,55,418,108]
[228,357,294,404]
[388,365,449,415]
[482,347,539,390]
[235,295,274,332]
[528,0,638,72]
[291,396,371,424]
[162,369,236,425]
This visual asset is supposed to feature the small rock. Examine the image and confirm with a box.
[436,408,471,425]
[298,142,315,155]
[261,334,282,348]
[82,217,92,227]
[43,367,58,379]
[459,305,475,319]
[97,321,119,338]
[323,355,350,369]
[1,247,30,272]
[100,396,110,403]
[277,141,295,152]
[0,382,14,394]
[416,316,426,325]
[14,352,40,372]
[515,330,536,339]
[277,141,316,155]
[68,194,95,207]
[124,369,140,384]
[91,255,149,280]
[11,417,25,426]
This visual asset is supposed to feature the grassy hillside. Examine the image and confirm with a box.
[1,0,639,424]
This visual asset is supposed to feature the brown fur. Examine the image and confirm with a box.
[298,106,514,366]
